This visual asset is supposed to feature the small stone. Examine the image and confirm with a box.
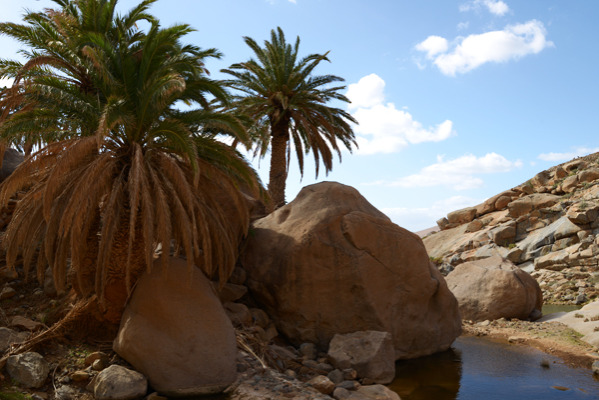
[299,342,318,360]
[328,369,344,384]
[85,351,110,367]
[249,308,270,329]
[93,365,147,400]
[316,362,334,373]
[0,327,28,352]
[54,385,82,400]
[575,293,587,305]
[332,387,352,400]
[70,370,90,382]
[9,316,45,331]
[342,368,358,380]
[92,358,107,371]
[336,380,360,391]
[6,352,50,389]
[0,286,17,300]
[592,360,599,375]
[284,369,297,379]
[307,375,335,395]
[302,359,319,369]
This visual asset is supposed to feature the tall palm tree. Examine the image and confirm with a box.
[222,27,357,210]
[0,0,258,324]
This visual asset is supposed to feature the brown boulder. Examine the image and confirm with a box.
[445,255,543,321]
[447,207,477,226]
[579,167,599,184]
[240,182,461,359]
[113,257,237,397]
[507,193,560,218]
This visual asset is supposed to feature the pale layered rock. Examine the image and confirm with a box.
[6,352,49,389]
[554,165,567,179]
[507,193,560,218]
[490,223,516,246]
[554,301,599,347]
[458,244,508,264]
[531,170,551,189]
[241,182,461,359]
[447,207,477,226]
[93,365,147,400]
[516,217,581,262]
[495,195,513,211]
[425,210,510,262]
[436,217,450,230]
[465,219,483,233]
[446,256,543,321]
[564,159,588,173]
[562,174,578,193]
[114,257,237,397]
[567,202,599,225]
[578,167,599,183]
[534,250,570,271]
[328,331,395,384]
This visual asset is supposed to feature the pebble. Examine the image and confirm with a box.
[0,286,17,300]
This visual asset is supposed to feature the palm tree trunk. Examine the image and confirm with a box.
[101,217,147,324]
[268,120,289,211]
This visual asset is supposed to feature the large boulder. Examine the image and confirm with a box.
[113,257,237,397]
[445,255,543,321]
[240,182,461,359]
[0,148,24,182]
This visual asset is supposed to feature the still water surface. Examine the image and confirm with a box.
[390,336,599,399]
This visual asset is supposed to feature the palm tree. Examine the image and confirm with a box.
[0,0,258,325]
[222,27,357,210]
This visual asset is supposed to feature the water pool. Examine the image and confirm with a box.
[390,336,599,399]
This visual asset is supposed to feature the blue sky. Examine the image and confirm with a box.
[1,0,597,231]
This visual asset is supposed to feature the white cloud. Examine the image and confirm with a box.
[415,36,448,59]
[538,146,599,162]
[415,20,553,76]
[460,0,510,16]
[371,153,522,190]
[382,195,482,232]
[346,74,385,110]
[346,74,455,155]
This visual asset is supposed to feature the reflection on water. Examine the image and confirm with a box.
[542,303,582,315]
[390,336,599,400]
[390,345,461,399]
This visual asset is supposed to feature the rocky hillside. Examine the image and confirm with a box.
[424,153,599,304]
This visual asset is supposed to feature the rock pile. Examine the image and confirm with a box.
[425,153,599,305]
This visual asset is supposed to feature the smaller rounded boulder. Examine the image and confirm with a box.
[446,255,543,322]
